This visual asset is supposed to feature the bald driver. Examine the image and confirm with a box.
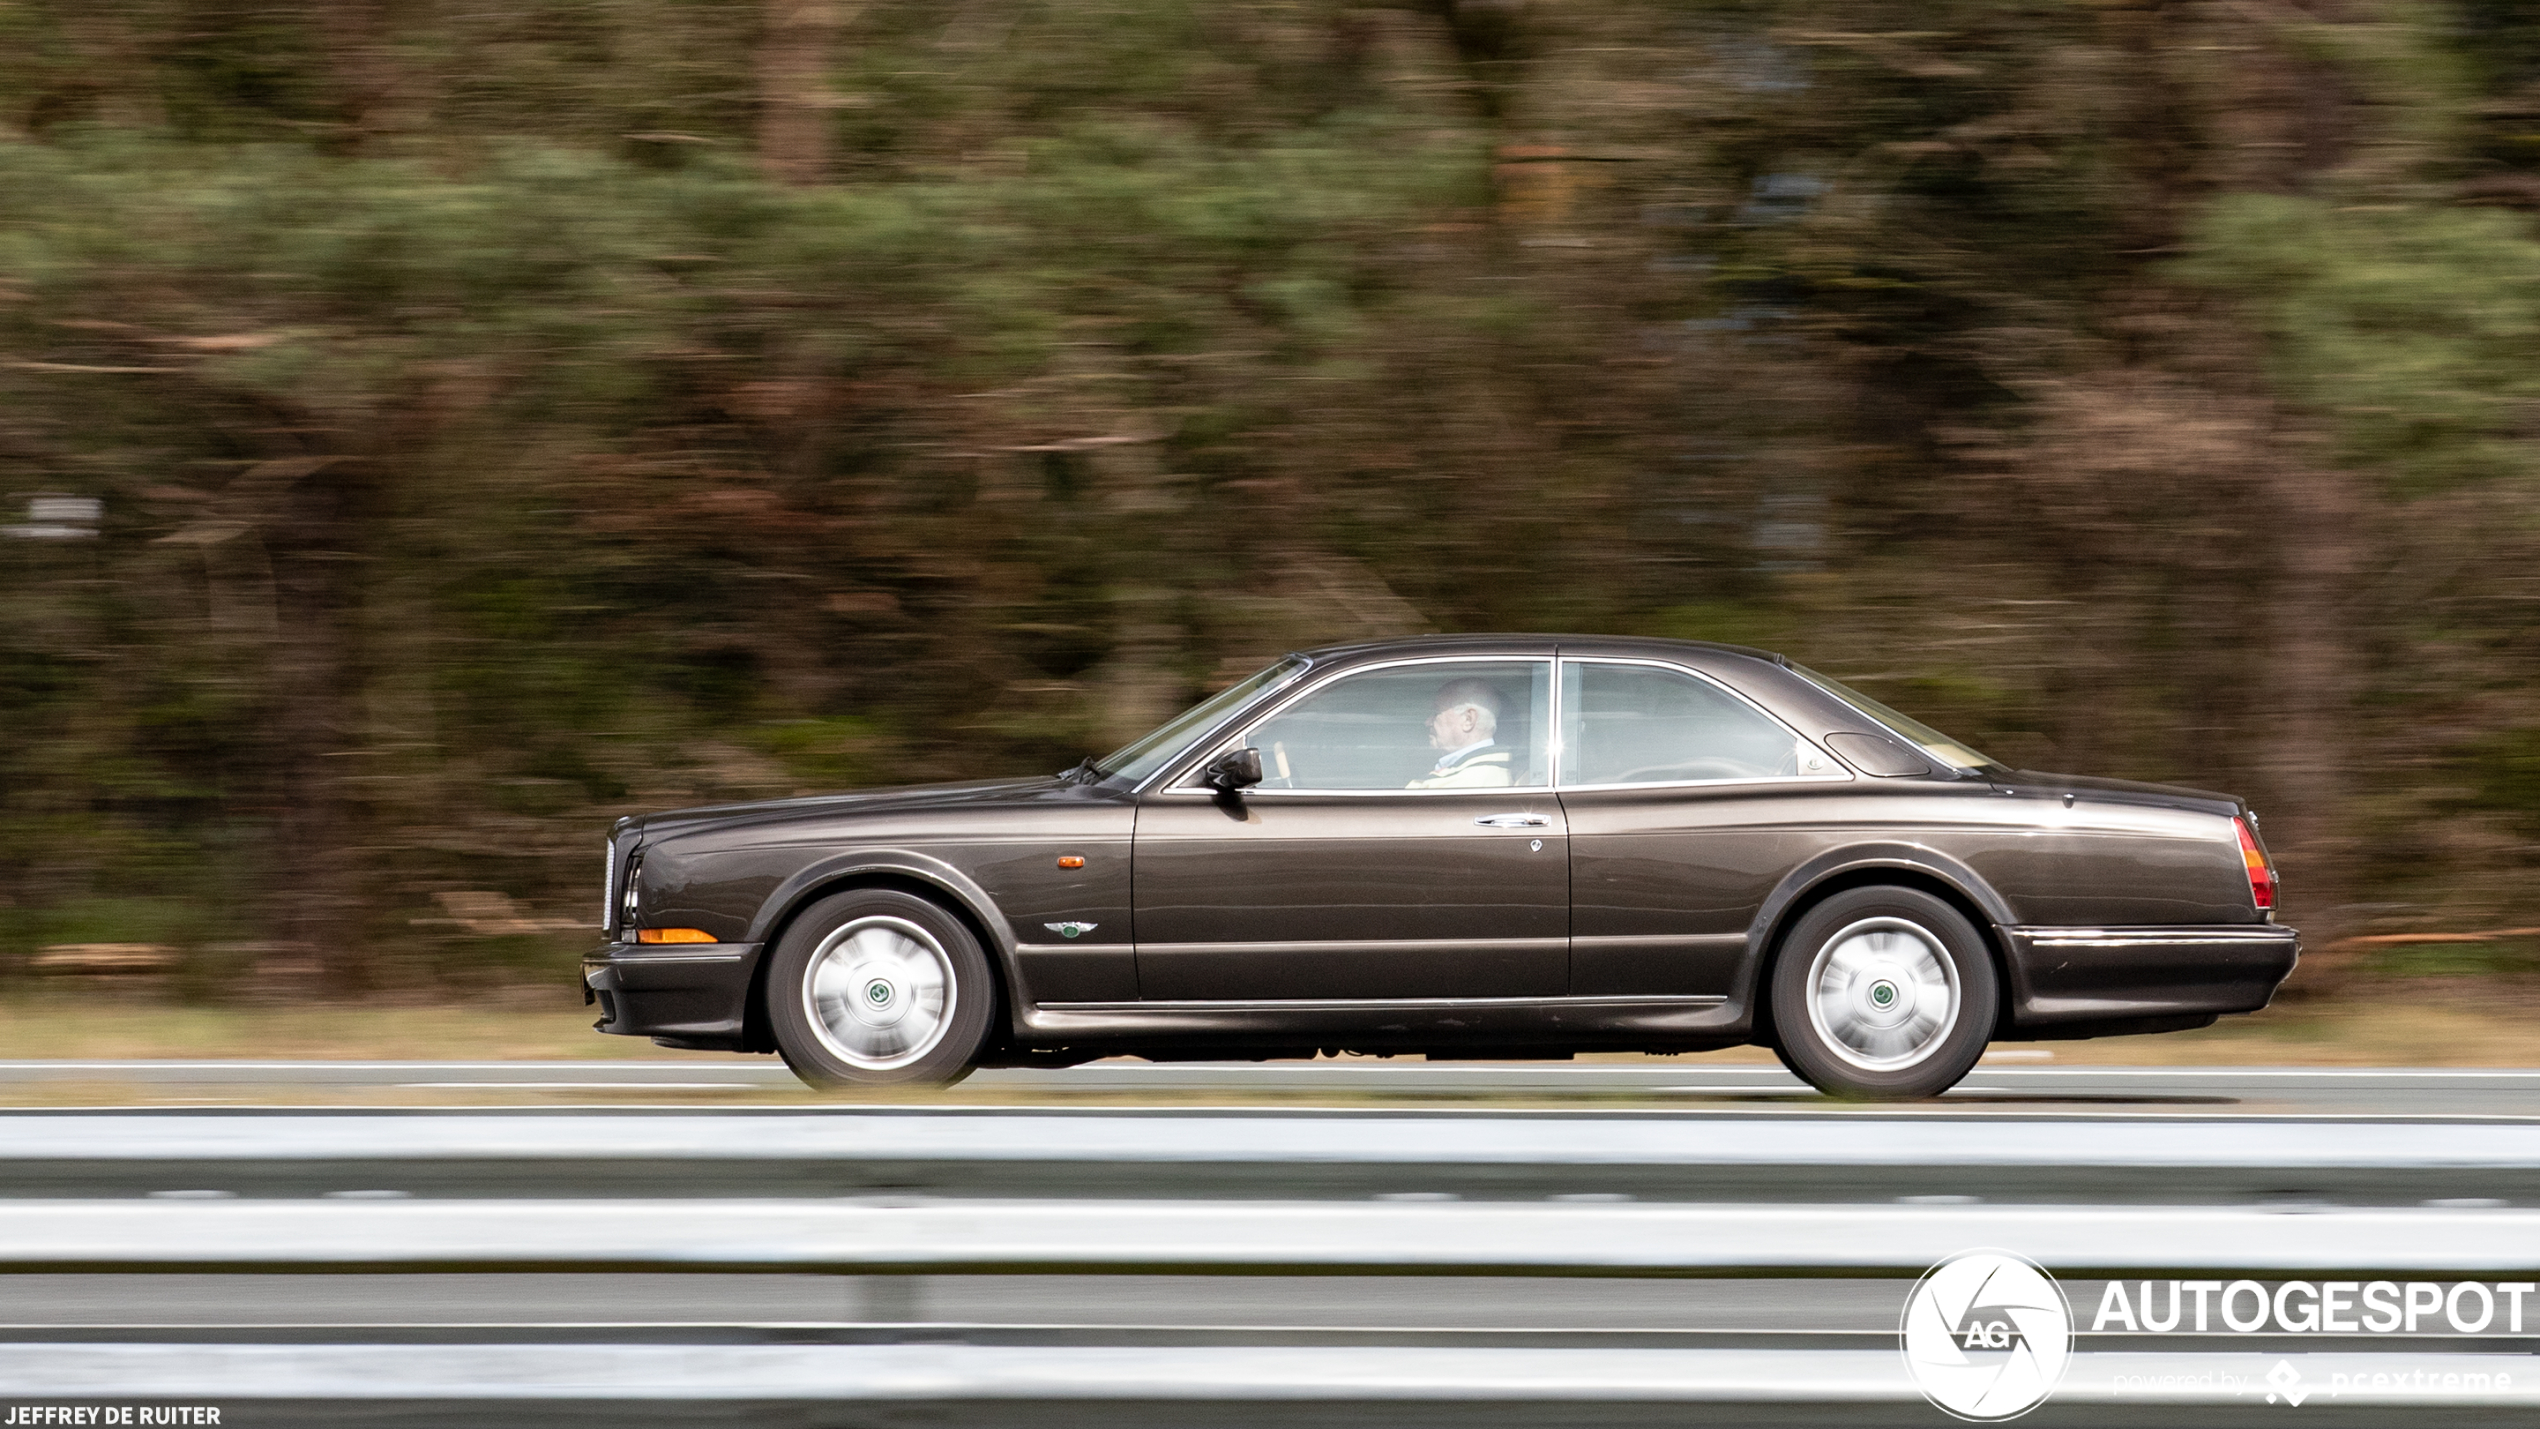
[1407,677,1514,788]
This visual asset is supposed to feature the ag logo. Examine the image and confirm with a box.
[1901,1250,2072,1421]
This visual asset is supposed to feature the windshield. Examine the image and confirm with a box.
[1789,664,2004,773]
[1095,656,1310,785]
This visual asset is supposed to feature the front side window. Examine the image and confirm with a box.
[1231,660,1552,791]
[1560,661,1826,786]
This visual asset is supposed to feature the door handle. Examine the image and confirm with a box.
[1474,813,1549,828]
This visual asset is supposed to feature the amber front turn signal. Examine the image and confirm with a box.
[635,927,718,944]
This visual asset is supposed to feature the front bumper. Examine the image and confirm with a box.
[583,941,765,1052]
[2002,924,2299,1038]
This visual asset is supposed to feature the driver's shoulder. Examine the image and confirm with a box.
[1414,756,1514,789]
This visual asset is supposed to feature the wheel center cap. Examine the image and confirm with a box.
[846,971,912,1029]
[1852,966,1916,1028]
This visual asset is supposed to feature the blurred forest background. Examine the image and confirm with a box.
[5,0,2540,998]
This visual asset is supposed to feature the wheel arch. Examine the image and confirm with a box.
[741,855,1017,1056]
[1740,847,2017,1051]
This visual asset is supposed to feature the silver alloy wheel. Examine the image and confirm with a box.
[1804,916,1961,1073]
[802,915,956,1071]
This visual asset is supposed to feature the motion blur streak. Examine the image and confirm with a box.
[5,4,2540,1004]
[6,7,2540,1422]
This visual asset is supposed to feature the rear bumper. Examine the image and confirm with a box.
[583,941,764,1051]
[2002,924,2298,1038]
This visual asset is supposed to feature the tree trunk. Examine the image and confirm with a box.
[758,0,843,185]
[2258,457,2365,940]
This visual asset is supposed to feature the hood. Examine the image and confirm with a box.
[626,775,1075,842]
[1996,769,2246,821]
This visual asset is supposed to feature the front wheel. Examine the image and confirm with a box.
[767,889,996,1088]
[1769,886,1997,1100]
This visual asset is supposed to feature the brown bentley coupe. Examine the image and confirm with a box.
[585,636,2294,1098]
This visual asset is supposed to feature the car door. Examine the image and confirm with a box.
[1556,657,1851,997]
[1132,657,1568,1001]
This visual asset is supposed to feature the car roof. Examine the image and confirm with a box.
[1290,633,1792,667]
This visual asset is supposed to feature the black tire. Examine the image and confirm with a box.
[1769,885,1997,1100]
[767,888,997,1089]
[1768,1037,1810,1084]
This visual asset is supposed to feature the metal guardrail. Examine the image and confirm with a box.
[4,1198,2536,1276]
[10,1109,2537,1205]
[5,1107,2537,1426]
[1,1343,2533,1411]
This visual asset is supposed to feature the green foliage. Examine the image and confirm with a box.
[7,0,2540,988]
[0,896,227,962]
[2457,724,2540,836]
[746,717,886,790]
[2184,197,2540,490]
[2364,937,2540,978]
[1638,600,1796,654]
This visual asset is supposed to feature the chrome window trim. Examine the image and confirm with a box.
[1151,653,1560,796]
[1553,655,1853,791]
[1153,786,1561,800]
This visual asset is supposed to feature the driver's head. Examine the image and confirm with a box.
[1428,677,1504,751]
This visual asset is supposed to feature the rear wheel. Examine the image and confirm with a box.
[767,888,996,1088]
[1769,886,1996,1100]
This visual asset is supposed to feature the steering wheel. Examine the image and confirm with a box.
[1609,757,1766,784]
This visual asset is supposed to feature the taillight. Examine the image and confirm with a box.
[2233,817,2276,911]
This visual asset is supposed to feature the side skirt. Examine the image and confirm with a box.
[1016,994,1745,1048]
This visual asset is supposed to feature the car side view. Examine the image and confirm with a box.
[583,636,2297,1098]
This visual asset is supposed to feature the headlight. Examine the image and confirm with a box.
[621,850,644,928]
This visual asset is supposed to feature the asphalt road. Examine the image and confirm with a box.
[7,1060,2540,1116]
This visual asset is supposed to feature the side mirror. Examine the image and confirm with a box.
[1203,746,1265,791]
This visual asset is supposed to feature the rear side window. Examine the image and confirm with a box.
[1560,661,1827,786]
